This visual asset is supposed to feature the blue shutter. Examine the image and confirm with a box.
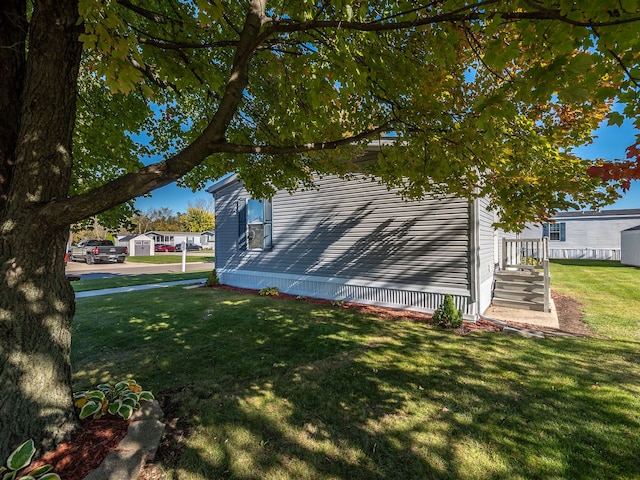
[560,222,566,242]
[263,199,273,250]
[542,223,549,238]
[237,199,247,250]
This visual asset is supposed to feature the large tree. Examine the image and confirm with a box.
[1,0,639,457]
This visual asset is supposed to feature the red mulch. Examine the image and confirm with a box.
[27,416,129,480]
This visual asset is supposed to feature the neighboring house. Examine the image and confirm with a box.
[621,225,640,267]
[145,231,203,247]
[522,209,640,260]
[116,233,154,256]
[207,159,504,320]
[200,230,215,249]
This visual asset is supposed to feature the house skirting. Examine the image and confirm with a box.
[218,269,478,320]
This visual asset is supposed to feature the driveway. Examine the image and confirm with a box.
[65,259,213,280]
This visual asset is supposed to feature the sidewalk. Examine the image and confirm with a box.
[75,278,207,298]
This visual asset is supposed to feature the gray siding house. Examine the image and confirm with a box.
[207,171,501,320]
[621,225,640,267]
[522,209,640,260]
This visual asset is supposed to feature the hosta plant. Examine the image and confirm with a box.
[74,379,154,420]
[0,439,60,480]
[259,286,279,296]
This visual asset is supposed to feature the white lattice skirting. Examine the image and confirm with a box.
[218,269,477,319]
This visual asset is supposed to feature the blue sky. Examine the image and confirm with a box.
[135,120,640,214]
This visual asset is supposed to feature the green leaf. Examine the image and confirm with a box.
[79,401,102,419]
[114,381,129,391]
[6,440,35,471]
[37,474,60,480]
[16,475,36,480]
[86,390,105,400]
[25,465,52,477]
[3,471,15,480]
[607,111,625,127]
[108,401,121,415]
[118,405,133,420]
[139,391,155,401]
[38,474,61,480]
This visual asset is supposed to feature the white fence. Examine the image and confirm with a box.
[548,248,620,261]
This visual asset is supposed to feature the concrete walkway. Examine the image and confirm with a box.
[76,278,207,298]
[483,298,560,329]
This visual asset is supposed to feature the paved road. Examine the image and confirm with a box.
[65,259,213,280]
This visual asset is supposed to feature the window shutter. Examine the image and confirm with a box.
[263,199,273,250]
[237,199,247,250]
[542,223,549,238]
[560,222,566,242]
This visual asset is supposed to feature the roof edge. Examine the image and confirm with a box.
[206,173,240,195]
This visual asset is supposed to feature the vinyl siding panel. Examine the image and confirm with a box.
[475,197,498,313]
[214,174,473,314]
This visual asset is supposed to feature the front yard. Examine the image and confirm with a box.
[71,261,640,479]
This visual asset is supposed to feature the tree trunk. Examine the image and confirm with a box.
[0,0,82,458]
[0,226,77,459]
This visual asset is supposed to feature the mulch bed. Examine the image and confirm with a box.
[27,416,129,480]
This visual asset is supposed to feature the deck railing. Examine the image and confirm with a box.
[501,238,550,312]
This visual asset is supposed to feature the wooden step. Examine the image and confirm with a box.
[492,297,546,312]
[495,278,545,289]
[493,289,545,302]
[495,271,544,281]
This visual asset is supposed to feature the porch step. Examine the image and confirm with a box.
[493,270,547,312]
[492,297,546,312]
[493,289,545,302]
[495,270,544,282]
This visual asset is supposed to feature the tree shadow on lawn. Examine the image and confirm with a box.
[72,289,640,479]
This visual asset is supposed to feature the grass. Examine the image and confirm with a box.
[70,264,640,480]
[71,271,210,292]
[550,260,640,341]
[128,254,214,264]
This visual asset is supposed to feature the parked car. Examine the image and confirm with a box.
[154,243,176,252]
[69,239,128,264]
[175,243,203,252]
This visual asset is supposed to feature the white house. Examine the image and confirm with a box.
[522,209,640,260]
[145,231,203,247]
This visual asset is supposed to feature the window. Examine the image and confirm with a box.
[543,222,566,242]
[238,198,272,250]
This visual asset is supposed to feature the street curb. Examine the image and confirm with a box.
[84,401,164,480]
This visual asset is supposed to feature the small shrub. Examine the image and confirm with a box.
[331,300,345,307]
[259,286,279,296]
[0,439,60,480]
[206,269,220,287]
[295,295,307,301]
[74,379,154,420]
[432,295,463,328]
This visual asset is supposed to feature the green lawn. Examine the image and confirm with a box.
[128,254,214,264]
[550,260,640,341]
[71,263,640,479]
[71,271,211,292]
